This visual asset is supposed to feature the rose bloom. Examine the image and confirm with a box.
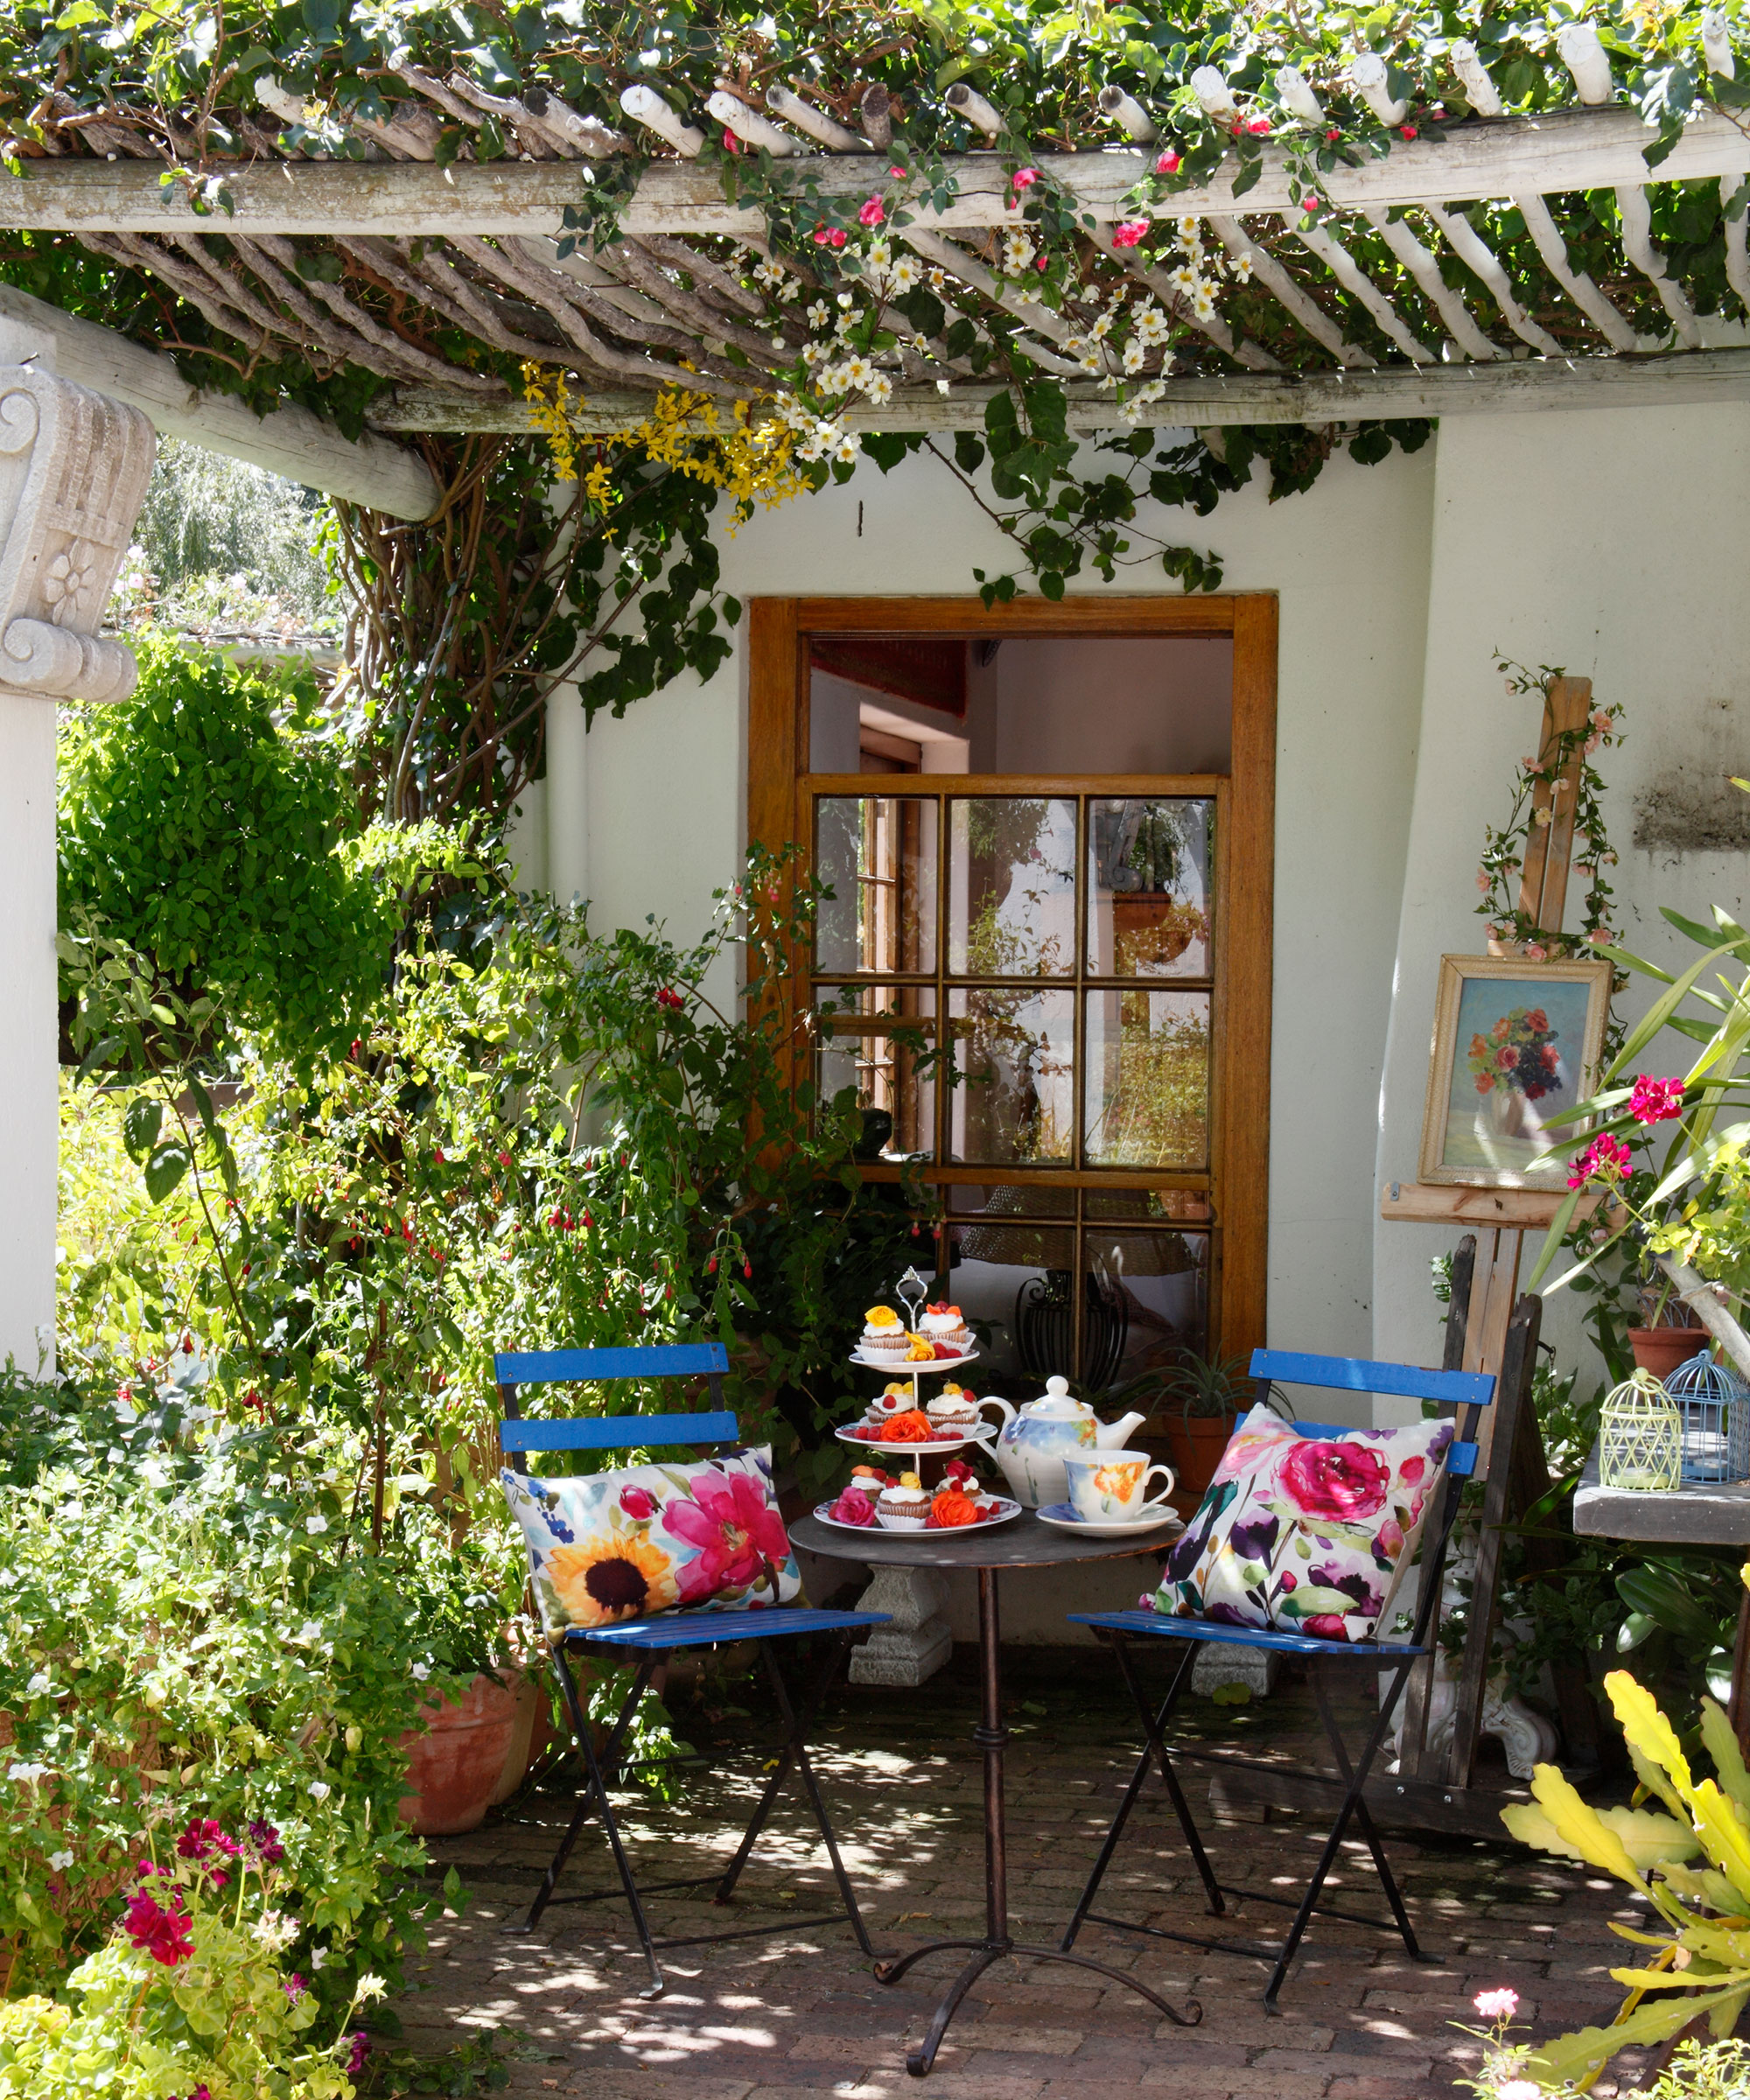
[1110,220,1149,248]
[1277,1439,1390,1523]
[1494,1046,1518,1070]
[1474,1987,1520,2020]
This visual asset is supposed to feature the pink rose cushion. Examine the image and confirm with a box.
[500,1446,802,1634]
[1153,1404,1453,1643]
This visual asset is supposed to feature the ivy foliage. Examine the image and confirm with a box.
[58,636,392,1068]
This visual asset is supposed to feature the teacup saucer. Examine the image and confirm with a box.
[1035,1501,1182,1538]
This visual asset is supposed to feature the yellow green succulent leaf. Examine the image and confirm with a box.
[1627,1739,1687,1819]
[1607,1671,1696,1798]
[1699,1698,1750,1823]
[1657,1861,1750,1914]
[1522,1766,1653,1886]
[1525,1986,1746,2085]
[1707,1984,1749,2037]
[1691,1781,1750,1903]
[1504,1797,1698,1872]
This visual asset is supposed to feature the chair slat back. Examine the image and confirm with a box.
[495,1341,733,1464]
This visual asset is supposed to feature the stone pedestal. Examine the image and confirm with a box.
[1192,1641,1282,1698]
[848,1565,953,1687]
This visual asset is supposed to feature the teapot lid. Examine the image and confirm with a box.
[1026,1375,1089,1417]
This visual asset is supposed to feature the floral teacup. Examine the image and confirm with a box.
[1062,1450,1175,1524]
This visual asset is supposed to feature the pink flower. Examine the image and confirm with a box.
[1525,943,1547,962]
[1300,1613,1352,1642]
[1400,1456,1425,1485]
[619,1486,656,1520]
[1243,115,1272,135]
[890,164,905,178]
[1474,1987,1520,2020]
[1376,1516,1404,1558]
[1278,1440,1390,1523]
[1155,149,1181,174]
[1629,1074,1684,1124]
[1012,166,1040,190]
[1475,871,1489,892]
[346,2034,370,2076]
[665,1468,791,1602]
[122,1888,194,1968]
[1325,127,1340,142]
[284,1971,307,2003]
[1110,220,1149,248]
[1592,928,1614,947]
[858,195,886,228]
[1399,123,1418,140]
[830,228,847,248]
[1301,197,1320,217]
[1567,1133,1633,1190]
[812,227,830,245]
[1591,708,1612,733]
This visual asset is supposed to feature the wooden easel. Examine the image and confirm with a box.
[1381,676,1607,1823]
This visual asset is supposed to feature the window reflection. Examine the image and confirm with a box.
[1087,798,1213,978]
[814,795,937,976]
[949,988,1075,1165]
[948,798,1076,977]
[1083,990,1211,1169]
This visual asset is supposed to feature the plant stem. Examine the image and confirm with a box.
[1654,1255,1750,1382]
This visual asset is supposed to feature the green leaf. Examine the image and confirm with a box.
[144,1140,192,1203]
[121,1096,163,1164]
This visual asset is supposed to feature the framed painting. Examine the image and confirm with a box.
[1417,955,1614,1188]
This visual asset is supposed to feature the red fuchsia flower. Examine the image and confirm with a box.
[1012,165,1040,190]
[706,1256,718,1274]
[666,1468,790,1603]
[858,194,886,228]
[346,2034,370,2076]
[1630,1074,1685,1124]
[1155,148,1180,173]
[742,1259,752,1279]
[1243,115,1272,135]
[123,1888,194,1967]
[620,1486,656,1520]
[1568,1133,1633,1190]
[245,1820,284,1866]
[1278,1440,1390,1523]
[1110,220,1149,248]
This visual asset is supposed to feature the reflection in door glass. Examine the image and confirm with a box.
[814,795,938,976]
[948,798,1076,976]
[1087,798,1214,978]
[947,1219,1075,1394]
[1083,990,1211,1169]
[949,988,1075,1165]
[1082,1231,1210,1388]
[817,1024,936,1159]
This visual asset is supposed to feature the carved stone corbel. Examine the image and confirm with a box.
[0,362,155,704]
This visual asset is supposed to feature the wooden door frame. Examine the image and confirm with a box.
[746,593,1278,1361]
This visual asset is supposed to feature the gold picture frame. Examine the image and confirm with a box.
[1418,955,1614,1189]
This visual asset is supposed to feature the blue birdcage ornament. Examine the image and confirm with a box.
[1662,1347,1750,1486]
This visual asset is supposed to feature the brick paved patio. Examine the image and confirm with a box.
[397,1646,1659,2098]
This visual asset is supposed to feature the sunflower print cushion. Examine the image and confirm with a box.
[500,1446,802,1634]
[1152,1404,1454,1644]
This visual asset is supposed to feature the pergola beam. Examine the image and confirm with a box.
[1,108,1747,234]
[380,346,1750,433]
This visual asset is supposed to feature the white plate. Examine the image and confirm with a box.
[812,1495,1023,1535]
[1034,1500,1184,1538]
[835,1423,995,1455]
[849,1348,980,1375]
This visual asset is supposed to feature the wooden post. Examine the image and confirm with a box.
[1516,675,1592,937]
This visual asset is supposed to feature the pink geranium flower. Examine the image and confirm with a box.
[122,1888,194,1968]
[1568,1133,1632,1190]
[1629,1074,1684,1124]
[1110,220,1149,248]
[666,1469,790,1603]
[1243,115,1271,135]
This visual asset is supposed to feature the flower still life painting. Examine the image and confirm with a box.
[1417,955,1612,1187]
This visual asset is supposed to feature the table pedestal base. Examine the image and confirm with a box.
[872,1565,1200,2076]
[876,1935,1200,2077]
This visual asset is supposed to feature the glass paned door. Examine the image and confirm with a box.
[808,779,1225,1391]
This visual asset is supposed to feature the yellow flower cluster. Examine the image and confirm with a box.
[520,361,578,483]
[630,389,809,530]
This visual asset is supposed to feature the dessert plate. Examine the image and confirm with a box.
[835,1423,995,1454]
[849,1347,979,1374]
[1035,1501,1183,1538]
[812,1496,1022,1535]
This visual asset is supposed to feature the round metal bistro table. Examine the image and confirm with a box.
[791,1510,1201,2077]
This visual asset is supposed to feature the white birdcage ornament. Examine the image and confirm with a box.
[1662,1347,1750,1486]
[1599,1368,1684,1491]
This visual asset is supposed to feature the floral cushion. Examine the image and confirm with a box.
[500,1447,801,1634]
[1153,1405,1454,1644]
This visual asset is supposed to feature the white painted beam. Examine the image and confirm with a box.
[1,109,1748,233]
[0,279,440,517]
[1293,219,1435,362]
[1421,201,1562,354]
[379,346,1750,431]
[1361,207,1502,359]
[1207,218,1375,366]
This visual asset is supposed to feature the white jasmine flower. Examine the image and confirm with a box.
[292,1620,322,1646]
[26,1671,50,1698]
[831,431,860,464]
[304,1514,327,1536]
[778,276,801,303]
[866,237,892,268]
[835,290,854,309]
[1231,252,1252,282]
[927,266,946,290]
[1088,313,1112,340]
[753,260,784,290]
[1001,230,1036,273]
[1177,214,1201,242]
[1134,304,1169,344]
[1123,337,1147,372]
[311,1945,331,1970]
[838,353,875,389]
[863,371,893,403]
[1078,349,1102,374]
[1169,265,1196,295]
[1193,286,1218,321]
[806,299,829,329]
[800,340,827,369]
[410,1661,430,1681]
[49,1849,74,1870]
[889,256,920,292]
[7,1762,48,1783]
[308,1779,332,1801]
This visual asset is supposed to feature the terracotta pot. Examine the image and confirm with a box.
[1156,1413,1242,1502]
[1628,1326,1711,1380]
[487,1671,542,1808]
[397,1672,519,1837]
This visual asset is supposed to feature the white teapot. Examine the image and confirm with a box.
[982,1376,1148,1509]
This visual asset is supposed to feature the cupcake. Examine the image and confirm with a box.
[860,1306,910,1360]
[920,1303,974,1354]
[926,1383,980,1432]
[876,1474,933,1530]
[864,1384,917,1427]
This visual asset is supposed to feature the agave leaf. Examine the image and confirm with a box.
[1607,1673,1695,1796]
[1525,1765,1647,1886]
[1699,1698,1750,1822]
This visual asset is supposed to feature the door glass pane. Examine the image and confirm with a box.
[818,1026,936,1160]
[815,984,936,1023]
[947,1219,1075,1392]
[1088,797,1213,978]
[1082,1230,1210,1390]
[949,988,1075,1165]
[814,795,938,976]
[1083,990,1211,1169]
[1083,1187,1214,1222]
[948,1182,1075,1220]
[948,798,1077,977]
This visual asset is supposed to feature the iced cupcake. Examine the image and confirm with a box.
[926,1383,980,1432]
[876,1474,932,1530]
[920,1302,974,1354]
[860,1306,910,1360]
[864,1383,917,1428]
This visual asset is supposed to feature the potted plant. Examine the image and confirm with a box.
[1114,1351,1252,1502]
[1628,1265,1709,1379]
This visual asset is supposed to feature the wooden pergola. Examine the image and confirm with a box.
[3,35,1748,518]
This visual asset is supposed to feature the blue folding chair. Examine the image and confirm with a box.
[497,1342,891,1998]
[1060,1342,1496,2010]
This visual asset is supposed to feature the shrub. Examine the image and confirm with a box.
[58,635,390,1068]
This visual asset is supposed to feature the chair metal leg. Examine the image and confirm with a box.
[523,1648,654,1929]
[763,1634,876,1956]
[1310,1659,1423,1958]
[1061,1633,1214,1952]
